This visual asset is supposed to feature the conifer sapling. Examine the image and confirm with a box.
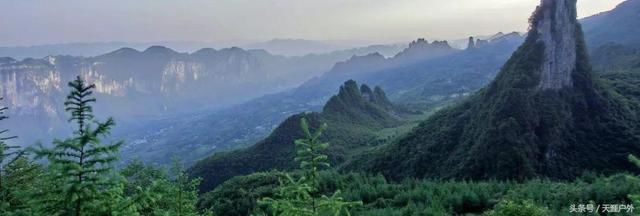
[33,76,125,216]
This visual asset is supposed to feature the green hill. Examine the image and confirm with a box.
[591,43,640,73]
[189,80,404,192]
[354,0,640,181]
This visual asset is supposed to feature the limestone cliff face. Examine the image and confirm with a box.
[0,46,307,119]
[534,0,578,90]
[0,46,327,147]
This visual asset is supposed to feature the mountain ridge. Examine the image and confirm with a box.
[581,0,640,48]
[0,45,338,148]
[353,0,640,180]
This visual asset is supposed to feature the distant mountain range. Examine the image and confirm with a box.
[0,41,412,156]
[242,39,354,56]
[3,0,638,169]
[0,41,223,60]
[160,0,640,170]
[120,33,525,165]
[0,39,405,60]
[581,0,640,48]
[0,45,365,147]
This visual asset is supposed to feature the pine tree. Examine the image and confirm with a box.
[258,117,361,216]
[0,97,22,211]
[162,160,202,216]
[295,118,330,195]
[33,76,126,216]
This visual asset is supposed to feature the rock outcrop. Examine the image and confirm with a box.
[0,46,336,147]
[322,80,399,126]
[466,37,476,50]
[393,38,457,64]
[535,0,578,90]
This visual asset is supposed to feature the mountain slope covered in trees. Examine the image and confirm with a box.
[354,0,640,180]
[188,80,406,192]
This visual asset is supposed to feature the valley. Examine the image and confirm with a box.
[1,0,640,215]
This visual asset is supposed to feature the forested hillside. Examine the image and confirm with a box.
[188,80,408,192]
[354,0,640,180]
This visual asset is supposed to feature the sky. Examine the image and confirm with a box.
[0,0,627,47]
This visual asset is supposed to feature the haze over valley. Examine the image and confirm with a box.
[1,0,640,215]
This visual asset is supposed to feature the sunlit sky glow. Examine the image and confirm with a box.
[0,0,626,46]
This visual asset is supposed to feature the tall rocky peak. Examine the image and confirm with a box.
[337,80,362,101]
[322,80,397,118]
[466,37,476,50]
[532,0,579,90]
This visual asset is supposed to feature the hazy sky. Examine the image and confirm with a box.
[0,0,626,46]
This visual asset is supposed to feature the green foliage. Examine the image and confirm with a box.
[162,161,203,216]
[0,79,210,215]
[0,156,43,214]
[630,155,640,168]
[322,80,399,128]
[630,155,640,207]
[258,175,359,216]
[31,76,131,215]
[590,43,640,74]
[355,10,640,181]
[122,160,205,216]
[294,118,330,188]
[257,118,362,216]
[0,97,23,212]
[199,171,285,216]
[482,200,549,216]
[202,171,640,216]
[189,81,402,192]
